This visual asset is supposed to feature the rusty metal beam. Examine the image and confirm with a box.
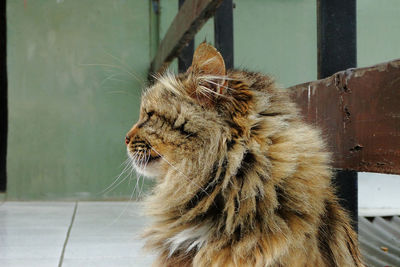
[150,0,223,74]
[288,59,400,175]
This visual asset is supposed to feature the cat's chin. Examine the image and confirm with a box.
[133,157,163,178]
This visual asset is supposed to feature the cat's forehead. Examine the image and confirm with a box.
[140,84,163,109]
[140,79,183,111]
[143,73,187,100]
[143,81,175,100]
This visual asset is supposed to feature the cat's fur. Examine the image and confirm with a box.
[126,43,364,266]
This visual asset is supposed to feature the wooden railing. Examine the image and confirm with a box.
[150,0,224,74]
[148,0,400,226]
[288,60,400,175]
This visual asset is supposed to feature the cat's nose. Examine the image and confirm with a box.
[125,136,130,145]
[126,123,139,145]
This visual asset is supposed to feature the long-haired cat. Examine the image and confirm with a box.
[125,43,364,266]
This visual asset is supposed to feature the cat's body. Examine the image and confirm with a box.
[126,43,364,266]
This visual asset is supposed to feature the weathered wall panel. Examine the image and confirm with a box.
[7,0,150,200]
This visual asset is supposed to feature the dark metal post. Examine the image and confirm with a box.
[317,0,358,230]
[177,38,194,73]
[0,0,7,192]
[178,0,194,73]
[214,0,234,69]
[317,0,356,78]
[335,170,358,229]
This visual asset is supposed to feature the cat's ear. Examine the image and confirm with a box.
[189,42,226,78]
[186,42,227,105]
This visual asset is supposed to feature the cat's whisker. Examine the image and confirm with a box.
[102,51,145,85]
[92,152,147,231]
[99,71,141,98]
[128,164,134,187]
[198,74,235,81]
[132,173,140,199]
[198,85,224,97]
[197,88,215,103]
[126,151,144,198]
[103,77,136,87]
[135,157,145,199]
[118,157,132,168]
[106,90,136,96]
[100,73,125,87]
[108,77,137,84]
[138,151,151,198]
[128,167,138,196]
[101,160,135,194]
[125,159,136,192]
[203,79,235,92]
[104,172,141,229]
[98,157,134,195]
[79,63,143,85]
[184,133,194,139]
[132,152,148,200]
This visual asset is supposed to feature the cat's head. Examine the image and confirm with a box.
[125,43,248,178]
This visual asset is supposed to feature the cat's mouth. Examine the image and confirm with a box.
[126,139,166,177]
[129,151,161,166]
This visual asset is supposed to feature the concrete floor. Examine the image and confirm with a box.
[0,201,155,267]
[2,200,399,267]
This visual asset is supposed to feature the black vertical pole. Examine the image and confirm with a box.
[317,0,357,78]
[335,170,358,229]
[0,0,7,192]
[178,0,194,73]
[317,0,358,230]
[214,0,234,69]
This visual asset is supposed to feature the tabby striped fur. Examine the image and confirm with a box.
[125,43,364,266]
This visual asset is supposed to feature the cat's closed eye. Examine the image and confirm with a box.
[146,111,154,118]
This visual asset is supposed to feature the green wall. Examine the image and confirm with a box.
[160,0,317,87]
[6,0,400,200]
[160,0,400,86]
[357,0,400,67]
[234,0,317,87]
[7,0,150,200]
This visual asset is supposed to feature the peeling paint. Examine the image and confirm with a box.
[354,63,390,78]
[349,144,363,152]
